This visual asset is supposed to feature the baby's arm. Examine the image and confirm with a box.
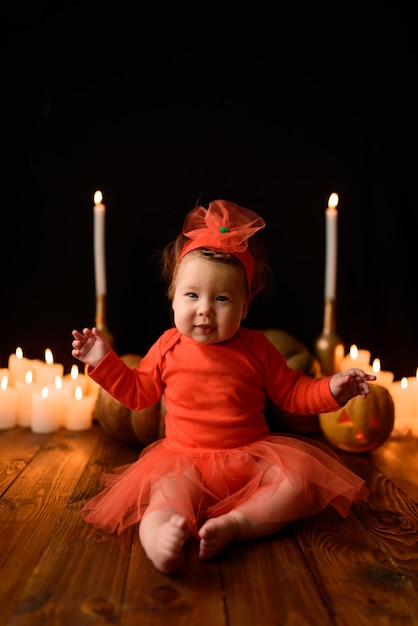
[330,369,376,405]
[71,327,111,369]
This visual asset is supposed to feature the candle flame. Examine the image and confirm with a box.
[25,370,33,384]
[55,376,63,390]
[75,385,83,400]
[94,190,103,204]
[328,193,339,209]
[349,344,358,359]
[45,348,54,365]
[401,377,408,390]
[16,347,23,359]
[1,375,8,391]
[372,358,381,374]
[41,386,49,399]
[71,364,79,380]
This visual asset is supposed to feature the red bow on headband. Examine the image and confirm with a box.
[177,200,266,295]
[182,199,265,253]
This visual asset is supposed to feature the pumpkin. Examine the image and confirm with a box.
[319,384,394,453]
[263,328,321,378]
[94,354,164,447]
[263,328,322,435]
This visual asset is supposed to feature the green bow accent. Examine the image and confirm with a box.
[219,227,230,233]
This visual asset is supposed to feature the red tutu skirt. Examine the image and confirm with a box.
[81,435,368,537]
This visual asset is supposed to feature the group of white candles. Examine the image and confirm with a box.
[340,344,418,436]
[0,348,99,433]
[0,191,107,435]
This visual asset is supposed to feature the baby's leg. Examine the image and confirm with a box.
[139,473,199,574]
[140,508,190,574]
[199,468,305,560]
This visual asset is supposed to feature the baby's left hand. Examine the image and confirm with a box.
[330,369,376,405]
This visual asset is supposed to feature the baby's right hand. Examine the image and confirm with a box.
[71,327,111,368]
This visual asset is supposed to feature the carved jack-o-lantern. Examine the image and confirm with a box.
[319,384,394,453]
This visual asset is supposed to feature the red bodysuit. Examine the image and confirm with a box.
[81,327,368,535]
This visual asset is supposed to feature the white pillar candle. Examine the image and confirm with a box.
[371,358,394,391]
[340,344,371,372]
[84,364,100,404]
[407,370,418,437]
[0,375,17,429]
[8,348,32,387]
[94,190,107,297]
[15,369,42,428]
[65,385,95,431]
[324,192,339,300]
[30,358,49,381]
[62,364,88,395]
[46,376,72,428]
[35,349,64,386]
[31,386,60,434]
[391,377,416,435]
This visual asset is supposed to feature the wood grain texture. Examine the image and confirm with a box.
[1,424,418,625]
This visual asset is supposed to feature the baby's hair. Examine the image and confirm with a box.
[161,232,271,301]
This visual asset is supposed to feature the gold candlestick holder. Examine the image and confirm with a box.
[314,298,345,376]
[95,294,114,345]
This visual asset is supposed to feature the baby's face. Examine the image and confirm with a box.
[172,253,249,344]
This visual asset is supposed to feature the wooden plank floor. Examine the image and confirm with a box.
[1,422,418,625]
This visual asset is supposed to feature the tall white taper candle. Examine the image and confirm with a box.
[324,192,339,300]
[93,190,107,297]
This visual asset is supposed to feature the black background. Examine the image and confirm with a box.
[1,4,417,380]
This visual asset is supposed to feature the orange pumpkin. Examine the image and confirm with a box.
[319,384,394,453]
[94,354,164,447]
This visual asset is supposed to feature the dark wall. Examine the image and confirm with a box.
[1,6,417,380]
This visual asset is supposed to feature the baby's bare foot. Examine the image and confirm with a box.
[152,515,190,574]
[198,512,243,560]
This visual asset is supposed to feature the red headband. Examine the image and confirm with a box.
[177,199,266,294]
